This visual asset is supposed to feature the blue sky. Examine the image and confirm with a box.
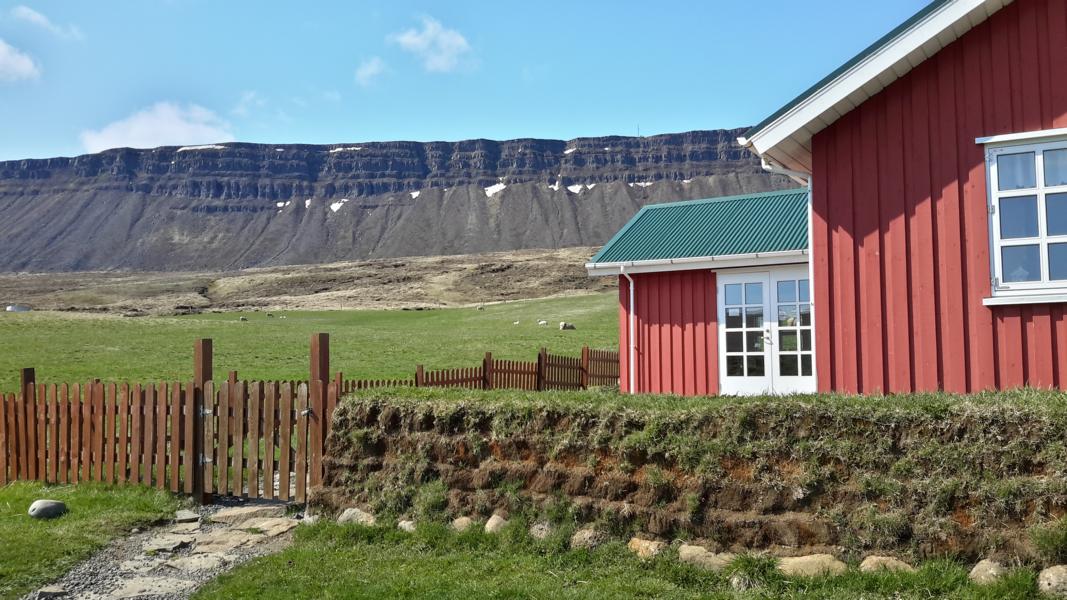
[0,1,929,161]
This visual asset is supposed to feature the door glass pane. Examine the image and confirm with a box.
[998,152,1036,190]
[745,282,763,305]
[1000,195,1039,239]
[726,332,743,352]
[779,331,798,351]
[801,355,812,376]
[1002,245,1041,282]
[724,284,742,306]
[745,307,764,328]
[777,280,796,302]
[1048,193,1067,236]
[746,332,763,352]
[726,356,744,377]
[798,279,810,303]
[778,305,797,326]
[801,330,812,351]
[779,355,798,376]
[1046,149,1067,186]
[725,307,742,328]
[1050,243,1067,281]
[799,305,812,326]
[747,356,765,377]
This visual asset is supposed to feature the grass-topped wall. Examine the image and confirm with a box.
[313,388,1067,562]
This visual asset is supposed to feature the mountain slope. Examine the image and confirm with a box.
[0,129,790,272]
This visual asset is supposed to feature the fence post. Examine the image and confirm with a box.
[20,368,35,396]
[192,339,212,504]
[482,353,493,390]
[536,348,546,391]
[310,333,330,387]
[415,365,424,387]
[580,346,590,389]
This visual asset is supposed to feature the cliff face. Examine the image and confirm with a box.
[0,129,791,272]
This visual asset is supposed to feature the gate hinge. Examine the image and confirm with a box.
[200,408,213,417]
[199,455,214,466]
[300,408,313,416]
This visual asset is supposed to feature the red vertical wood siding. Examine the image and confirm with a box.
[812,0,1067,393]
[618,271,717,395]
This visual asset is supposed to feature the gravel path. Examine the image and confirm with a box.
[24,500,303,600]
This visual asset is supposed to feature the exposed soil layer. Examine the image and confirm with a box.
[313,391,1067,562]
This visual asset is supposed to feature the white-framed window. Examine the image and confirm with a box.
[984,132,1067,302]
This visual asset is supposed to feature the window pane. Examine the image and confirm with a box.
[747,356,765,377]
[800,305,812,326]
[1050,243,1067,281]
[778,305,798,327]
[725,307,742,329]
[801,355,812,376]
[798,279,810,303]
[1046,149,1067,186]
[780,355,799,376]
[726,332,743,353]
[745,283,763,305]
[1002,245,1041,282]
[726,356,744,377]
[777,280,796,302]
[801,330,812,351]
[998,152,1036,190]
[1048,193,1067,236]
[779,331,798,351]
[1000,195,1039,239]
[724,284,742,306]
[746,332,764,352]
[745,307,764,328]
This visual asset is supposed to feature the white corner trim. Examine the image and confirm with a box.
[585,250,808,277]
[983,293,1067,306]
[976,127,1067,146]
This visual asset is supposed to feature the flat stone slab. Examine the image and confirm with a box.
[239,517,298,537]
[169,521,202,534]
[110,576,197,598]
[175,509,200,523]
[859,555,915,573]
[778,554,848,577]
[119,557,166,574]
[165,553,232,573]
[190,529,260,554]
[678,544,735,572]
[210,505,285,525]
[36,585,67,598]
[143,535,194,554]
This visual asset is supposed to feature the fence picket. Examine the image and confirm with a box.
[279,383,293,502]
[117,384,130,484]
[216,382,230,496]
[309,381,323,489]
[264,383,277,500]
[0,394,8,485]
[295,384,309,503]
[104,383,116,484]
[128,384,141,485]
[184,381,197,494]
[201,381,215,498]
[248,382,261,498]
[169,382,180,492]
[232,381,245,497]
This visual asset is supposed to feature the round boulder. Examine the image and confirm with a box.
[859,555,915,573]
[28,499,67,520]
[1040,565,1067,598]
[968,559,1007,585]
[337,507,376,526]
[570,528,607,550]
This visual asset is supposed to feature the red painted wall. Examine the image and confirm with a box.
[812,0,1067,393]
[618,271,718,395]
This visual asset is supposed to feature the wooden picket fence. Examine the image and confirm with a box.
[1,336,619,502]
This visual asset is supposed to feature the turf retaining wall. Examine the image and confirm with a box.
[312,389,1067,561]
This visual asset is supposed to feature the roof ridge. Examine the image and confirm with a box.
[639,188,808,211]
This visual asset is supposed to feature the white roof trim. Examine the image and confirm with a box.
[743,0,1012,174]
[976,127,1067,146]
[585,249,808,277]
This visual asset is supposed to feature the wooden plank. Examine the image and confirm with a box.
[155,383,167,488]
[36,383,47,480]
[129,384,141,485]
[309,380,324,488]
[248,382,261,498]
[215,382,230,496]
[1028,308,1055,387]
[231,381,246,497]
[91,382,104,481]
[22,382,35,480]
[0,394,6,484]
[103,383,116,484]
[183,382,195,494]
[170,382,181,492]
[278,383,293,502]
[57,385,69,484]
[141,384,155,487]
[295,383,309,503]
[80,381,92,482]
[47,385,58,483]
[67,383,80,483]
[117,384,130,484]
[263,382,277,500]
[201,381,215,497]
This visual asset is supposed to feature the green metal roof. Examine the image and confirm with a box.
[744,0,951,141]
[589,188,809,264]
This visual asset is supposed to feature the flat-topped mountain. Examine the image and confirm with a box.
[0,129,790,272]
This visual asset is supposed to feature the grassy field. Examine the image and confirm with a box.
[0,292,617,392]
[193,521,1040,600]
[0,482,180,599]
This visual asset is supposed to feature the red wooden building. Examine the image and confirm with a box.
[592,0,1066,395]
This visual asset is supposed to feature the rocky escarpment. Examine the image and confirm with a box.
[0,129,789,272]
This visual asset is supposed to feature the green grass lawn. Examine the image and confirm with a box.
[193,522,1040,600]
[0,292,617,392]
[0,482,180,599]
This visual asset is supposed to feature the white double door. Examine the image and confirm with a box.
[718,267,816,395]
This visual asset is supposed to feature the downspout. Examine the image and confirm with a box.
[620,266,636,394]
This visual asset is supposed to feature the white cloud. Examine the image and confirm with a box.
[355,56,385,86]
[79,102,234,153]
[11,6,84,40]
[231,90,266,117]
[389,16,471,73]
[0,38,39,82]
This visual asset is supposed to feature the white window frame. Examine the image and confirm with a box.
[981,130,1067,304]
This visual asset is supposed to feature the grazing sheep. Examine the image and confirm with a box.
[537,320,548,326]
[279,315,287,319]
[477,306,485,311]
[239,316,248,322]
[559,322,576,330]
[266,312,274,318]
[513,321,520,325]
